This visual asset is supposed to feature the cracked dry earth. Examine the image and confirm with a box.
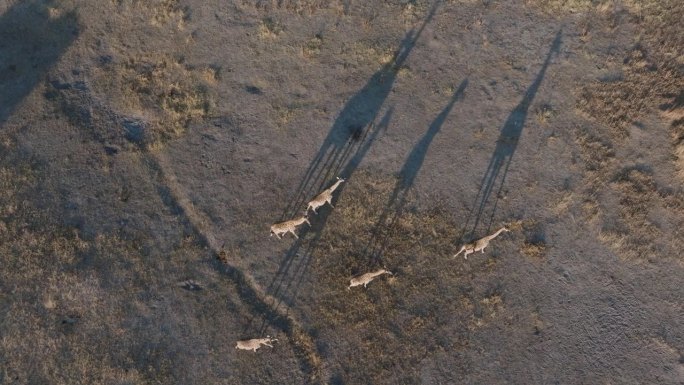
[1,0,683,384]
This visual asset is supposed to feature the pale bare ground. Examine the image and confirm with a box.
[1,0,683,384]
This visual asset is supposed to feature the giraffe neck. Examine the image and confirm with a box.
[328,179,343,193]
[488,227,507,240]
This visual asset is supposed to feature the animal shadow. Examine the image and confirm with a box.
[279,1,440,221]
[363,79,468,265]
[460,30,562,241]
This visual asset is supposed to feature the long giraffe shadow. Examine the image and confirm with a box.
[279,1,439,221]
[0,0,79,127]
[263,108,393,322]
[260,2,443,320]
[362,80,468,265]
[460,30,562,241]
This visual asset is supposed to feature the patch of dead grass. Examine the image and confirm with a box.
[584,165,684,261]
[111,0,189,29]
[296,170,504,383]
[575,0,682,145]
[91,52,215,146]
[525,0,645,16]
[301,35,323,59]
[257,17,284,39]
[241,0,341,15]
[574,129,616,172]
[519,219,547,260]
[521,241,546,259]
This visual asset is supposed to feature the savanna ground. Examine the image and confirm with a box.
[1,0,683,384]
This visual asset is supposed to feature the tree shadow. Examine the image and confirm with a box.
[460,30,562,241]
[0,0,79,127]
[279,1,440,221]
[362,79,468,265]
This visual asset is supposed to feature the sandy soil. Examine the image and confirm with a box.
[1,0,683,384]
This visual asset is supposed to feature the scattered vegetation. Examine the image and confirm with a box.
[240,0,345,15]
[302,34,323,59]
[258,17,284,39]
[299,171,508,384]
[571,0,684,261]
[576,1,682,140]
[535,103,556,124]
[91,53,215,147]
[111,0,189,28]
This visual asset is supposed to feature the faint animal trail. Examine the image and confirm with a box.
[271,215,311,239]
[348,268,393,289]
[236,336,277,352]
[306,177,345,214]
[147,152,324,384]
[454,227,510,260]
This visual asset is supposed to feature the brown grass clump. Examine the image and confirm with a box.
[521,241,546,259]
[589,167,684,262]
[257,17,284,39]
[148,0,189,28]
[675,137,684,182]
[574,119,684,262]
[302,35,323,59]
[525,0,654,16]
[240,0,340,15]
[570,1,684,262]
[518,220,547,260]
[0,159,171,384]
[663,94,684,181]
[524,0,596,14]
[92,53,215,146]
[574,129,616,172]
[110,0,189,29]
[535,103,556,124]
[607,168,661,259]
[576,1,683,142]
[577,74,652,139]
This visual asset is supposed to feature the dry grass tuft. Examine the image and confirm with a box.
[92,53,215,146]
[526,0,649,16]
[258,17,284,39]
[577,76,649,139]
[576,1,682,144]
[574,129,615,172]
[675,137,684,182]
[302,34,323,59]
[521,241,546,259]
[663,93,684,181]
[607,168,660,259]
[110,0,189,29]
[587,166,684,261]
[242,0,341,15]
[519,219,547,260]
[535,103,556,124]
